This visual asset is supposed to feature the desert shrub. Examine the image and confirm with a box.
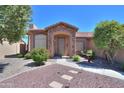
[31,48,49,66]
[86,50,93,56]
[86,50,96,59]
[24,52,32,59]
[72,55,80,62]
[32,54,45,66]
[31,48,49,60]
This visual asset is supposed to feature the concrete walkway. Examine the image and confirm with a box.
[48,58,124,80]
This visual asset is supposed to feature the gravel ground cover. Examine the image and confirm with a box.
[0,58,52,81]
[0,64,124,88]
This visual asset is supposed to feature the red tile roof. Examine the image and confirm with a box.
[76,32,94,38]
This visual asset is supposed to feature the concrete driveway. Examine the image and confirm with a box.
[0,64,124,88]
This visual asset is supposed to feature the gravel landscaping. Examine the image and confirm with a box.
[0,64,124,88]
[0,58,52,81]
[77,57,123,72]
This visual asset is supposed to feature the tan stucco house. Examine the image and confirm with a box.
[28,22,94,57]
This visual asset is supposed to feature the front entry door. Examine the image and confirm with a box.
[58,37,65,56]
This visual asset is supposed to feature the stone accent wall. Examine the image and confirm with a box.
[47,30,54,56]
[28,34,34,51]
[72,32,76,56]
[47,25,76,57]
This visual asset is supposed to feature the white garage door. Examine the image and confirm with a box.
[35,34,46,48]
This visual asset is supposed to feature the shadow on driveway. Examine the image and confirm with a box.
[24,62,36,67]
[0,63,9,73]
[4,54,17,58]
[77,58,123,72]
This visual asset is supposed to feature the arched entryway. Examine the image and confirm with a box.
[54,33,70,56]
[46,22,78,57]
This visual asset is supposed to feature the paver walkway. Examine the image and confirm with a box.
[52,58,124,80]
[0,64,124,88]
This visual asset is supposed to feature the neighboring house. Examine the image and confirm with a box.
[0,40,26,59]
[28,22,94,57]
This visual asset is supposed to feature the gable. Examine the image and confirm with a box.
[45,22,78,32]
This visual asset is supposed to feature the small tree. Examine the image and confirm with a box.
[94,20,124,63]
[0,5,32,44]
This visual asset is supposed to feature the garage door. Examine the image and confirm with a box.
[35,34,46,48]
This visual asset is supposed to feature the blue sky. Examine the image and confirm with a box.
[23,5,124,43]
[31,5,124,32]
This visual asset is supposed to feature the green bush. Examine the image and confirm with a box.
[86,50,96,59]
[92,51,96,59]
[16,53,24,58]
[32,54,45,66]
[31,48,49,60]
[31,48,49,66]
[24,52,32,59]
[72,55,80,62]
[86,50,93,56]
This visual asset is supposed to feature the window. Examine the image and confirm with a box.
[76,41,84,51]
[35,34,46,48]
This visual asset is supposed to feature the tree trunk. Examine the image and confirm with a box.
[107,54,114,64]
[108,49,115,64]
[103,50,114,64]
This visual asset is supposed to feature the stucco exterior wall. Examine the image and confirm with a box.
[88,39,124,63]
[0,41,20,59]
[86,38,94,49]
[114,49,124,63]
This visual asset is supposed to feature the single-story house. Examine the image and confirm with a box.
[28,22,94,57]
[28,22,124,63]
